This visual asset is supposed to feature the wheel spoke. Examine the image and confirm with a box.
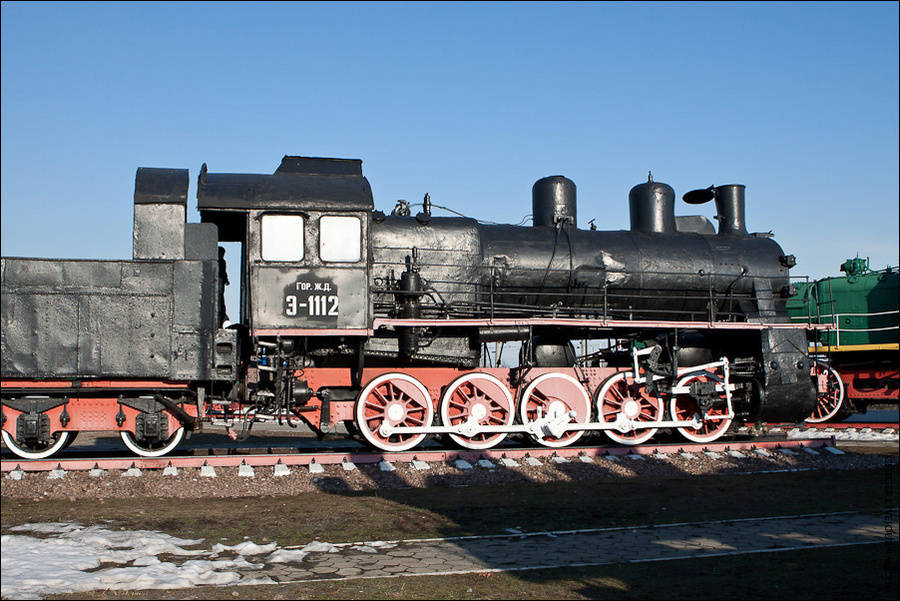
[370,388,390,406]
[404,413,426,427]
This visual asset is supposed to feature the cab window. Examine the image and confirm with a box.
[261,214,304,261]
[320,215,361,263]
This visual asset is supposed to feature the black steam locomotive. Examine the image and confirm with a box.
[1,156,817,459]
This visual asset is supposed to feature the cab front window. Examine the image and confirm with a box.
[261,214,304,261]
[320,215,361,263]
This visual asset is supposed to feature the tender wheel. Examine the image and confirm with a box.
[1,429,72,460]
[806,360,845,423]
[670,371,733,443]
[62,431,79,449]
[120,426,186,457]
[596,371,663,445]
[440,372,514,450]
[354,373,434,452]
[519,372,591,448]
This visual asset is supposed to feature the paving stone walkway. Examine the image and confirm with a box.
[262,510,897,583]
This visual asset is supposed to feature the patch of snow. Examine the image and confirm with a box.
[0,522,333,600]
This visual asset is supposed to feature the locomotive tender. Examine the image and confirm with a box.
[1,155,818,459]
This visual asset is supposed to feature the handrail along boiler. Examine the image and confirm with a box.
[1,156,822,458]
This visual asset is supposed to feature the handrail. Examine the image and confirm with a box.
[831,309,899,348]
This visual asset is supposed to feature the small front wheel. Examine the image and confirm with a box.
[806,361,846,423]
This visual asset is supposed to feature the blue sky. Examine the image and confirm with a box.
[2,1,898,283]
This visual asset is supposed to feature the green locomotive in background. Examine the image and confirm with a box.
[787,257,899,421]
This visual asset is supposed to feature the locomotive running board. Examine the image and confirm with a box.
[373,317,828,331]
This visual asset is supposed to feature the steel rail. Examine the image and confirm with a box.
[2,437,836,474]
[784,421,898,431]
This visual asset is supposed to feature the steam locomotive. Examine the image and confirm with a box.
[788,257,899,422]
[1,156,819,459]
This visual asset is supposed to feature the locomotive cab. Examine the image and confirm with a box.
[198,156,374,349]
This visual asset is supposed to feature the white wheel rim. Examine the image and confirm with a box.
[120,426,186,458]
[2,429,71,460]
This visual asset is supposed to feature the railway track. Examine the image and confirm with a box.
[788,421,898,430]
[0,435,848,475]
[3,414,895,475]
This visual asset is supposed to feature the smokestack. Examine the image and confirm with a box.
[714,184,748,237]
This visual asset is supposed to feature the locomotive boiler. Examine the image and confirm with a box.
[1,155,818,459]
